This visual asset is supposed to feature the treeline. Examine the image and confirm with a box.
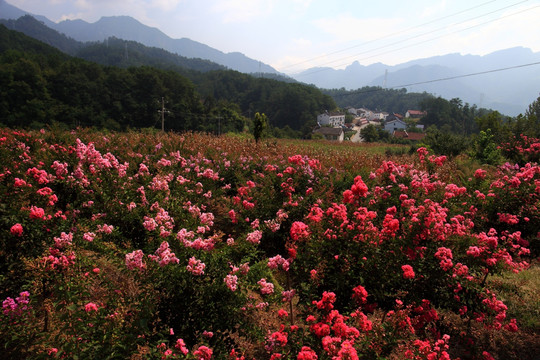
[361,93,540,163]
[0,22,335,136]
[419,97,492,135]
[0,46,203,130]
[78,38,332,133]
[324,87,432,114]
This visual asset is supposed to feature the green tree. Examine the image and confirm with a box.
[421,127,470,157]
[360,124,379,142]
[521,95,540,137]
[472,129,503,165]
[253,112,268,143]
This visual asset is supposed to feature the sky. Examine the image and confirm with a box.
[6,0,540,74]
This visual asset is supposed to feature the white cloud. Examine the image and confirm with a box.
[149,0,184,11]
[312,14,405,43]
[420,0,447,18]
[58,12,84,21]
[288,0,312,13]
[211,0,275,23]
[292,37,312,47]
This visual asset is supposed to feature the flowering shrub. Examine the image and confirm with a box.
[0,130,537,359]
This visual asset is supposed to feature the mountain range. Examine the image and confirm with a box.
[1,0,539,116]
[296,48,540,116]
[0,0,279,75]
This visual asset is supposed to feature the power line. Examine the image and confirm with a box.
[301,0,528,72]
[297,2,538,78]
[281,0,501,71]
[331,61,540,97]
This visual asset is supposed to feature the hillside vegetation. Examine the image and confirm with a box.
[0,23,335,136]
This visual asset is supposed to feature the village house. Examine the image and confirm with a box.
[313,127,345,142]
[317,111,346,127]
[405,110,427,119]
[353,117,369,126]
[384,118,407,133]
[369,112,388,122]
[346,107,358,116]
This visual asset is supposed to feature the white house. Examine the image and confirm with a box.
[384,119,407,133]
[317,111,345,127]
[405,110,426,119]
[358,108,372,118]
[347,107,358,116]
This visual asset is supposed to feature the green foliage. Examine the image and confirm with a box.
[420,97,488,135]
[0,24,335,136]
[253,112,268,143]
[77,37,226,74]
[420,127,471,157]
[325,87,431,115]
[197,71,335,132]
[360,124,379,142]
[472,129,503,165]
[504,95,540,139]
[1,16,82,55]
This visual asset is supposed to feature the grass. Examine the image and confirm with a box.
[487,261,540,331]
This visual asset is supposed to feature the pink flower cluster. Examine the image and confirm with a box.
[193,345,212,359]
[149,242,179,267]
[186,256,205,275]
[125,250,146,271]
[224,274,238,291]
[434,247,453,271]
[290,221,310,241]
[2,291,30,317]
[268,255,290,271]
[97,224,114,234]
[246,230,262,244]
[401,265,415,279]
[53,232,73,249]
[84,302,99,312]
[29,205,45,220]
[258,278,274,295]
[10,223,23,237]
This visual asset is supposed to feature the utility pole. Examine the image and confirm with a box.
[158,97,170,132]
[216,115,223,135]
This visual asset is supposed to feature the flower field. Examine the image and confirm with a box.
[0,129,539,359]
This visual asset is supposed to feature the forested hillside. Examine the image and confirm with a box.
[325,87,433,115]
[0,23,335,135]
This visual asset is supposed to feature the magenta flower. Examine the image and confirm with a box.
[84,302,99,312]
[186,257,205,275]
[257,278,274,295]
[297,346,317,360]
[193,345,213,359]
[175,338,189,355]
[224,274,238,292]
[290,221,310,241]
[125,250,146,271]
[402,264,415,279]
[10,223,23,237]
[246,230,262,244]
[29,206,45,219]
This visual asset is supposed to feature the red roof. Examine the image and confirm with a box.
[407,110,426,116]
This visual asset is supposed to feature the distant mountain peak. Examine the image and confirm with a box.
[1,1,281,75]
[293,47,540,116]
[50,14,281,74]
